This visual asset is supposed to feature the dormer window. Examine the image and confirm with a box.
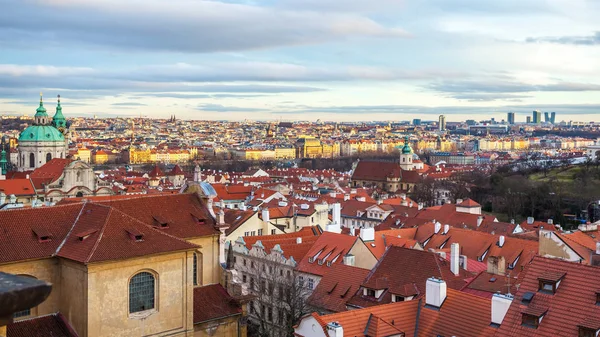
[595,290,600,305]
[153,215,169,228]
[32,228,52,242]
[579,326,599,337]
[521,307,547,329]
[365,288,376,297]
[537,271,566,294]
[126,229,144,242]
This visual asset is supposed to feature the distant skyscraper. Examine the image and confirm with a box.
[526,116,532,124]
[438,115,446,131]
[544,112,550,123]
[413,118,422,126]
[507,112,515,125]
[550,112,556,124]
[533,110,542,124]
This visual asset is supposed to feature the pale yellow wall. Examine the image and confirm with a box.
[349,240,378,270]
[0,259,61,319]
[58,259,88,336]
[86,251,194,337]
[189,235,221,285]
[194,317,241,337]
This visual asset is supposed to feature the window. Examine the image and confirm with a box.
[366,289,376,297]
[538,280,557,294]
[269,266,273,274]
[521,313,540,329]
[29,153,35,168]
[193,253,198,286]
[579,326,599,337]
[267,307,273,322]
[46,153,51,163]
[308,278,314,290]
[242,275,247,283]
[243,258,247,266]
[251,231,256,236]
[271,229,276,235]
[258,229,263,235]
[244,231,250,237]
[129,272,156,313]
[14,308,31,318]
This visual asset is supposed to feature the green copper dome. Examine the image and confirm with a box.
[401,136,413,154]
[18,125,65,143]
[52,95,67,129]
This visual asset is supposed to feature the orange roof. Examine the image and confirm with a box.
[307,263,370,312]
[296,232,363,277]
[0,178,36,196]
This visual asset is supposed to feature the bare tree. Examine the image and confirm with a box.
[236,257,313,337]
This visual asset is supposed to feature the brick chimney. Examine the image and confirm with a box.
[487,256,506,275]
[327,322,343,337]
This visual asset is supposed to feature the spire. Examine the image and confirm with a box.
[0,139,7,175]
[34,92,49,125]
[401,135,413,154]
[52,94,67,129]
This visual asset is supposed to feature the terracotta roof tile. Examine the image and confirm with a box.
[193,284,242,324]
[296,232,363,277]
[7,313,78,337]
[0,179,36,196]
[496,256,600,336]
[307,264,370,312]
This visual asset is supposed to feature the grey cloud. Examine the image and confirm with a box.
[134,93,273,99]
[0,0,407,53]
[526,32,600,45]
[111,102,148,107]
[428,80,600,94]
[448,93,533,102]
[197,103,265,112]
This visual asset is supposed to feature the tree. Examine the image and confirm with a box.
[234,255,313,337]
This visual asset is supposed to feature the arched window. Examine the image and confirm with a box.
[46,153,52,163]
[193,253,198,286]
[76,171,82,182]
[29,153,35,168]
[129,272,156,313]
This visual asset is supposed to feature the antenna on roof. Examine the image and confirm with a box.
[505,272,512,295]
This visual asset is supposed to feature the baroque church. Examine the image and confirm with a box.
[16,94,68,171]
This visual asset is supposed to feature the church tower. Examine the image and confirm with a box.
[399,136,414,171]
[17,94,68,171]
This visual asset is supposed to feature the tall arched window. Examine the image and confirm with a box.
[29,153,35,168]
[46,153,52,163]
[129,272,156,313]
[193,253,198,286]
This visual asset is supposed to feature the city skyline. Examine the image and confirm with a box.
[2,0,600,121]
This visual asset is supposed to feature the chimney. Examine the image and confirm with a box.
[409,201,413,208]
[434,222,441,234]
[460,255,468,270]
[443,224,450,235]
[261,208,270,223]
[377,199,382,205]
[332,203,341,225]
[349,227,356,236]
[527,217,534,225]
[498,235,505,247]
[425,277,447,308]
[359,228,375,242]
[450,243,460,276]
[477,216,484,227]
[487,256,506,276]
[491,293,514,327]
[547,219,553,225]
[456,198,463,205]
[327,322,343,337]
[418,202,424,210]
[296,237,302,244]
[344,194,350,201]
[510,219,515,225]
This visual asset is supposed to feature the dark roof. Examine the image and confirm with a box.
[352,161,400,182]
[193,284,242,324]
[7,313,78,337]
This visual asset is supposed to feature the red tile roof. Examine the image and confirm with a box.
[0,178,36,196]
[223,209,256,235]
[352,161,400,182]
[307,263,370,313]
[296,232,364,277]
[30,158,71,189]
[193,284,242,324]
[242,226,322,261]
[496,256,600,336]
[7,313,78,337]
[347,246,469,309]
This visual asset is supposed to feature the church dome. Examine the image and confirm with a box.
[18,125,65,143]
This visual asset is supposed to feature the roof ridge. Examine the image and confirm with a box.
[53,203,87,257]
[85,205,113,264]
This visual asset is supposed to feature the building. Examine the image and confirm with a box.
[0,192,247,337]
[533,110,542,124]
[544,111,556,124]
[526,116,532,124]
[15,95,69,171]
[438,115,446,131]
[413,119,422,126]
[586,139,600,160]
[507,112,515,125]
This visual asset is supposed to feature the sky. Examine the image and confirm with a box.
[1,0,600,122]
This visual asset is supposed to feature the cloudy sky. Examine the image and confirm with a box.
[1,0,600,122]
